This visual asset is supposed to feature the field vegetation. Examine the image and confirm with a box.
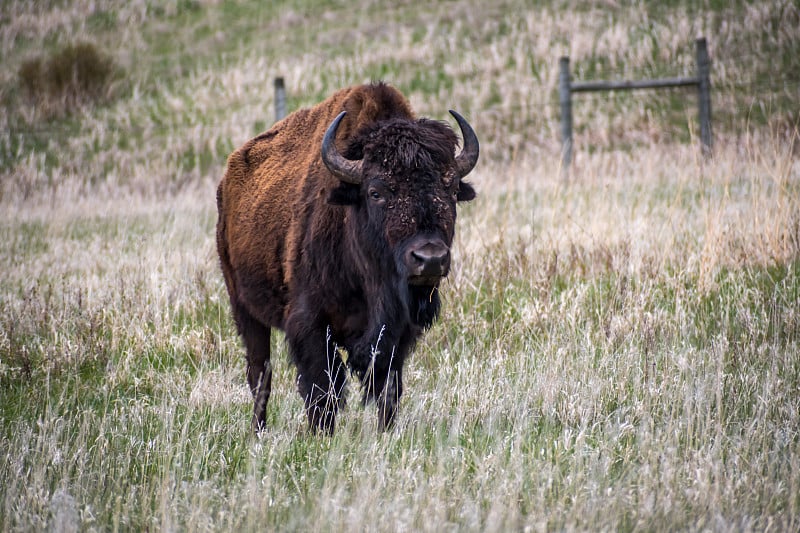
[1,0,799,530]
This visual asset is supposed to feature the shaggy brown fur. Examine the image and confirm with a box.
[216,82,477,433]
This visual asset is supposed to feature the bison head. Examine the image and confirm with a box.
[323,111,478,295]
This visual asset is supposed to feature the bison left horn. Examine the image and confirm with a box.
[449,110,479,178]
[321,111,364,185]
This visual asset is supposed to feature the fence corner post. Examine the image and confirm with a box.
[558,56,573,172]
[274,77,287,123]
[695,38,712,157]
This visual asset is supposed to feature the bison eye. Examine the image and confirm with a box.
[367,185,388,205]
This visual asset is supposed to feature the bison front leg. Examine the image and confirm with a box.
[355,329,412,430]
[288,325,347,434]
[375,368,403,430]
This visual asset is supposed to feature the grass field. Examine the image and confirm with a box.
[1,0,799,530]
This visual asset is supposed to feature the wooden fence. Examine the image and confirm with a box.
[559,37,712,168]
[274,77,287,123]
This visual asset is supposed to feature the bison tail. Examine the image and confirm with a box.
[216,183,237,309]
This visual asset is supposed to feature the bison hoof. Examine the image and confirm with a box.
[251,415,267,434]
[377,370,400,430]
[307,406,337,435]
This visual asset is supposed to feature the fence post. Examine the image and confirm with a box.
[558,56,573,170]
[695,38,712,156]
[274,77,287,123]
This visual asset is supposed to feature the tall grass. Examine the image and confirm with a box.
[1,0,799,530]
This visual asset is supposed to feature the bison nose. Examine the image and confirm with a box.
[405,239,451,281]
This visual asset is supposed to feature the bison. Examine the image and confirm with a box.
[216,82,478,433]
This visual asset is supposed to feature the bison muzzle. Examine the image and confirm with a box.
[216,82,478,434]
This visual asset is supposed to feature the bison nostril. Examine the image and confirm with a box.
[417,249,445,265]
[406,241,450,279]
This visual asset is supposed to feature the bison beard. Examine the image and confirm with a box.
[216,83,478,434]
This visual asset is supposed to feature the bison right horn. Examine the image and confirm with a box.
[321,111,364,185]
[449,110,479,178]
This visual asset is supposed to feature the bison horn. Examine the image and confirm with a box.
[449,110,479,178]
[321,111,364,185]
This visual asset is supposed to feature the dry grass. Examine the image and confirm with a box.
[1,0,799,531]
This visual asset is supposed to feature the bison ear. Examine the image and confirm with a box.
[328,182,361,205]
[456,180,476,202]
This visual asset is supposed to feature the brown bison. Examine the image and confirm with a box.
[216,82,478,433]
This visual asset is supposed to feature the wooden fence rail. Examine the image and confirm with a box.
[559,37,712,168]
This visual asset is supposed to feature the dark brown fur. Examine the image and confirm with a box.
[216,83,476,433]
